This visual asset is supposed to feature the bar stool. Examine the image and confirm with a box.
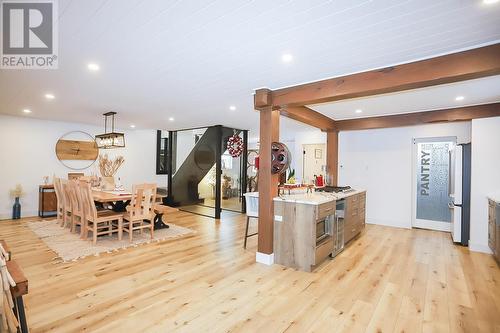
[243,192,259,249]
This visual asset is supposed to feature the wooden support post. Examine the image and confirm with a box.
[215,126,222,219]
[257,107,280,257]
[326,130,339,186]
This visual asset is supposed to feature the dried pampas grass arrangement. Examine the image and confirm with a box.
[98,154,125,177]
[9,184,25,198]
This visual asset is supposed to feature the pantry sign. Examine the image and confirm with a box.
[415,140,452,223]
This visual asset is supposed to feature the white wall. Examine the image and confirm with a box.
[286,130,326,183]
[470,117,500,253]
[0,115,166,220]
[338,122,471,229]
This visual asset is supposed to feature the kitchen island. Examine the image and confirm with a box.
[273,190,366,272]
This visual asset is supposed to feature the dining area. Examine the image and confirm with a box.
[24,174,196,265]
[54,177,160,245]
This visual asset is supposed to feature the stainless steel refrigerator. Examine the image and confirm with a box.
[449,143,471,246]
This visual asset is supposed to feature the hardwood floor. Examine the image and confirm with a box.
[0,212,499,333]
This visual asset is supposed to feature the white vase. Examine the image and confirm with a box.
[102,176,115,191]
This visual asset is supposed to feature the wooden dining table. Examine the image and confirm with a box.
[92,189,169,230]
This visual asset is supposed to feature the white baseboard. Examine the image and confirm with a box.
[366,217,411,229]
[0,211,38,221]
[468,242,493,254]
[256,252,274,265]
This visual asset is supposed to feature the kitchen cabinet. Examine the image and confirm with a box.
[497,203,500,265]
[488,199,496,253]
[489,198,499,264]
[344,191,366,244]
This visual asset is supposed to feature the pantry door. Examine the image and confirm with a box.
[412,137,456,232]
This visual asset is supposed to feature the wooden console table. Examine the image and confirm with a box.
[38,185,57,218]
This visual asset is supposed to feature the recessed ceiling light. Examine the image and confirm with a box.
[355,109,363,113]
[483,0,499,4]
[44,93,55,100]
[22,109,32,114]
[168,117,175,122]
[130,124,136,128]
[282,53,293,63]
[455,96,465,101]
[87,63,100,71]
[229,105,236,111]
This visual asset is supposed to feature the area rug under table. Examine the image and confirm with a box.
[26,220,196,262]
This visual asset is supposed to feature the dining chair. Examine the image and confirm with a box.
[243,192,259,249]
[79,181,123,245]
[60,180,73,228]
[53,177,65,225]
[67,181,85,235]
[68,172,84,180]
[123,184,157,242]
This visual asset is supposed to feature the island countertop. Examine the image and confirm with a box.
[273,189,366,205]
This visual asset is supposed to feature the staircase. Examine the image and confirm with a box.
[167,126,235,206]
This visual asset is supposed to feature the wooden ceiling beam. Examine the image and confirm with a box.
[280,106,336,131]
[271,44,500,107]
[334,103,500,131]
[254,88,273,109]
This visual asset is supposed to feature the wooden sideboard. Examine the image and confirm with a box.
[39,185,57,218]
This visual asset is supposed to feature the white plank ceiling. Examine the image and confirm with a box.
[1,0,499,138]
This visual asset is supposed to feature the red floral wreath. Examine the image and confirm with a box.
[227,134,243,157]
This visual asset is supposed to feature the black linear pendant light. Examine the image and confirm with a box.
[95,112,125,149]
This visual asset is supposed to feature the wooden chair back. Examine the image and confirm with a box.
[78,176,93,183]
[53,177,63,210]
[68,181,84,218]
[79,181,98,221]
[127,184,157,220]
[68,172,84,180]
[61,180,72,214]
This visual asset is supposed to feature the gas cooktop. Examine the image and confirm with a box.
[316,186,353,193]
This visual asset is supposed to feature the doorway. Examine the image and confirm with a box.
[412,137,456,231]
[302,144,326,184]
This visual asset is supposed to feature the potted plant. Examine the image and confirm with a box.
[9,184,25,219]
[287,168,296,184]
